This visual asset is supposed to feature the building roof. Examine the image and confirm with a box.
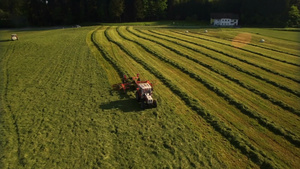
[211,13,239,19]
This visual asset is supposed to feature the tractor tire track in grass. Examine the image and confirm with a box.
[192,31,300,58]
[1,27,113,168]
[13,35,79,120]
[141,29,300,97]
[0,43,22,166]
[148,30,300,84]
[117,27,300,148]
[100,27,283,168]
[171,30,300,67]
[126,27,300,117]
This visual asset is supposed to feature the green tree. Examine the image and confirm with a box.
[0,9,9,19]
[109,0,125,22]
[287,5,300,27]
[134,0,145,20]
[143,0,167,20]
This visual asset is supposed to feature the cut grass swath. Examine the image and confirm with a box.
[91,27,130,80]
[100,27,282,168]
[127,27,300,117]
[117,27,300,148]
[171,30,300,67]
[148,30,300,84]
[141,29,300,97]
[189,31,300,58]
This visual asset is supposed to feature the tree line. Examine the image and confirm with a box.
[0,0,299,27]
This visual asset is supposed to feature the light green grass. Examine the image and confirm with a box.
[184,27,300,43]
[1,25,299,168]
[240,28,300,43]
[0,27,256,168]
[119,26,300,168]
[100,20,208,26]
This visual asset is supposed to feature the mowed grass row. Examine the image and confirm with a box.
[0,26,261,168]
[124,26,300,139]
[0,26,234,168]
[141,29,300,96]
[128,27,300,116]
[118,25,300,158]
[105,26,281,168]
[149,29,300,83]
[110,26,299,168]
[194,29,300,57]
[91,27,259,168]
[171,30,300,66]
[117,26,300,168]
[0,27,235,169]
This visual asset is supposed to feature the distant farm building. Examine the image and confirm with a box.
[210,13,239,26]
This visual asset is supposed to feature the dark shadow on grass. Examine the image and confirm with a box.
[100,98,142,112]
[0,39,11,42]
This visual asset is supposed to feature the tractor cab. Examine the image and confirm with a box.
[136,82,157,109]
[138,83,153,96]
[11,34,18,41]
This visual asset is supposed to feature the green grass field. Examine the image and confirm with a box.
[0,25,299,168]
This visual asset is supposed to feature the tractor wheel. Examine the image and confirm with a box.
[141,101,145,109]
[136,92,140,102]
[153,100,157,108]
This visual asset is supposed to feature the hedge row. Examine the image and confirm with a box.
[172,30,300,67]
[104,27,280,168]
[145,29,300,97]
[150,30,300,84]
[191,31,300,58]
[91,27,130,81]
[119,27,300,148]
[129,28,300,117]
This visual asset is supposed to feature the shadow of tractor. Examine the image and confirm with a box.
[0,39,11,43]
[100,98,142,112]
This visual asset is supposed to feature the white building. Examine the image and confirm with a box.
[211,13,239,26]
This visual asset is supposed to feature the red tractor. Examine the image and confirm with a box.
[11,34,18,41]
[115,74,157,109]
[136,81,157,109]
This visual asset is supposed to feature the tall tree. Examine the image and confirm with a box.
[97,0,109,22]
[143,0,167,20]
[134,0,145,21]
[240,0,289,26]
[123,0,135,21]
[109,0,125,22]
[287,5,300,27]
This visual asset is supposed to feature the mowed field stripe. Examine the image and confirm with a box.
[142,29,300,96]
[117,26,300,168]
[149,30,300,83]
[126,27,300,117]
[91,27,260,168]
[105,25,298,168]
[118,27,300,148]
[189,31,300,58]
[131,29,300,125]
[134,28,300,109]
[171,30,300,66]
[168,30,300,80]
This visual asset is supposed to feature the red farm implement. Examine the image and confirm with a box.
[113,74,157,109]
